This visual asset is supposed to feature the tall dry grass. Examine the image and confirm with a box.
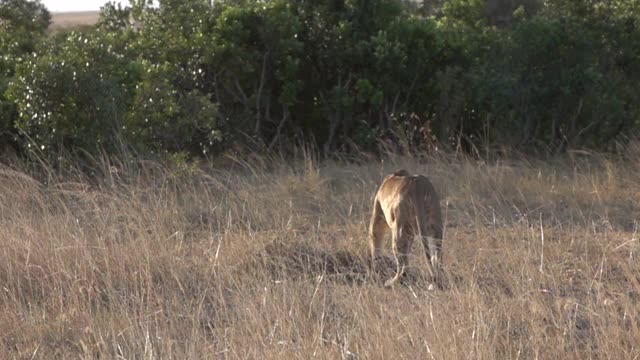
[1,149,640,359]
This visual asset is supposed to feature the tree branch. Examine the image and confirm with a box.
[268,104,289,151]
[254,49,270,135]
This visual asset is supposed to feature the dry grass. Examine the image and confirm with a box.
[1,149,640,359]
[50,11,100,33]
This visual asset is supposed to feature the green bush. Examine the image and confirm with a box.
[125,61,220,156]
[3,0,640,160]
[6,30,139,155]
[0,0,50,148]
[456,12,640,151]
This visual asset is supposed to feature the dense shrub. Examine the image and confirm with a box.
[460,4,640,151]
[0,0,49,148]
[6,30,139,155]
[1,0,640,159]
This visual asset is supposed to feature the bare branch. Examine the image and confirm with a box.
[254,50,270,135]
[234,78,249,104]
[268,105,290,151]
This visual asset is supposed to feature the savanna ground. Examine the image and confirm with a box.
[49,11,100,33]
[1,147,640,359]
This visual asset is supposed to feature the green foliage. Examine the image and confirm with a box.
[125,61,220,156]
[2,0,640,160]
[210,0,303,140]
[125,0,224,155]
[0,0,50,49]
[456,8,640,150]
[97,1,132,31]
[0,0,50,147]
[6,30,139,155]
[440,0,486,29]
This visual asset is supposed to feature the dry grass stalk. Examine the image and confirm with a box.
[1,150,640,358]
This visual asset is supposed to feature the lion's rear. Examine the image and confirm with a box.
[370,170,444,288]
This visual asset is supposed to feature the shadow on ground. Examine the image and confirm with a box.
[248,241,442,289]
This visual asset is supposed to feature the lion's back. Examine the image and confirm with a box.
[377,171,441,225]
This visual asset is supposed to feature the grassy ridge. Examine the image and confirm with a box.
[1,150,639,358]
[49,11,100,33]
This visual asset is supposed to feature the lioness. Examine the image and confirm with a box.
[369,169,443,287]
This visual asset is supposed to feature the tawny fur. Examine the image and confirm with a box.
[369,169,443,287]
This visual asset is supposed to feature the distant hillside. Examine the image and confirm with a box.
[50,11,100,33]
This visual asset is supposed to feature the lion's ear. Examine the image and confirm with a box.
[393,169,409,177]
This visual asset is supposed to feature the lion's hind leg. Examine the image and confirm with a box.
[368,198,388,271]
[384,224,413,287]
[420,222,443,288]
